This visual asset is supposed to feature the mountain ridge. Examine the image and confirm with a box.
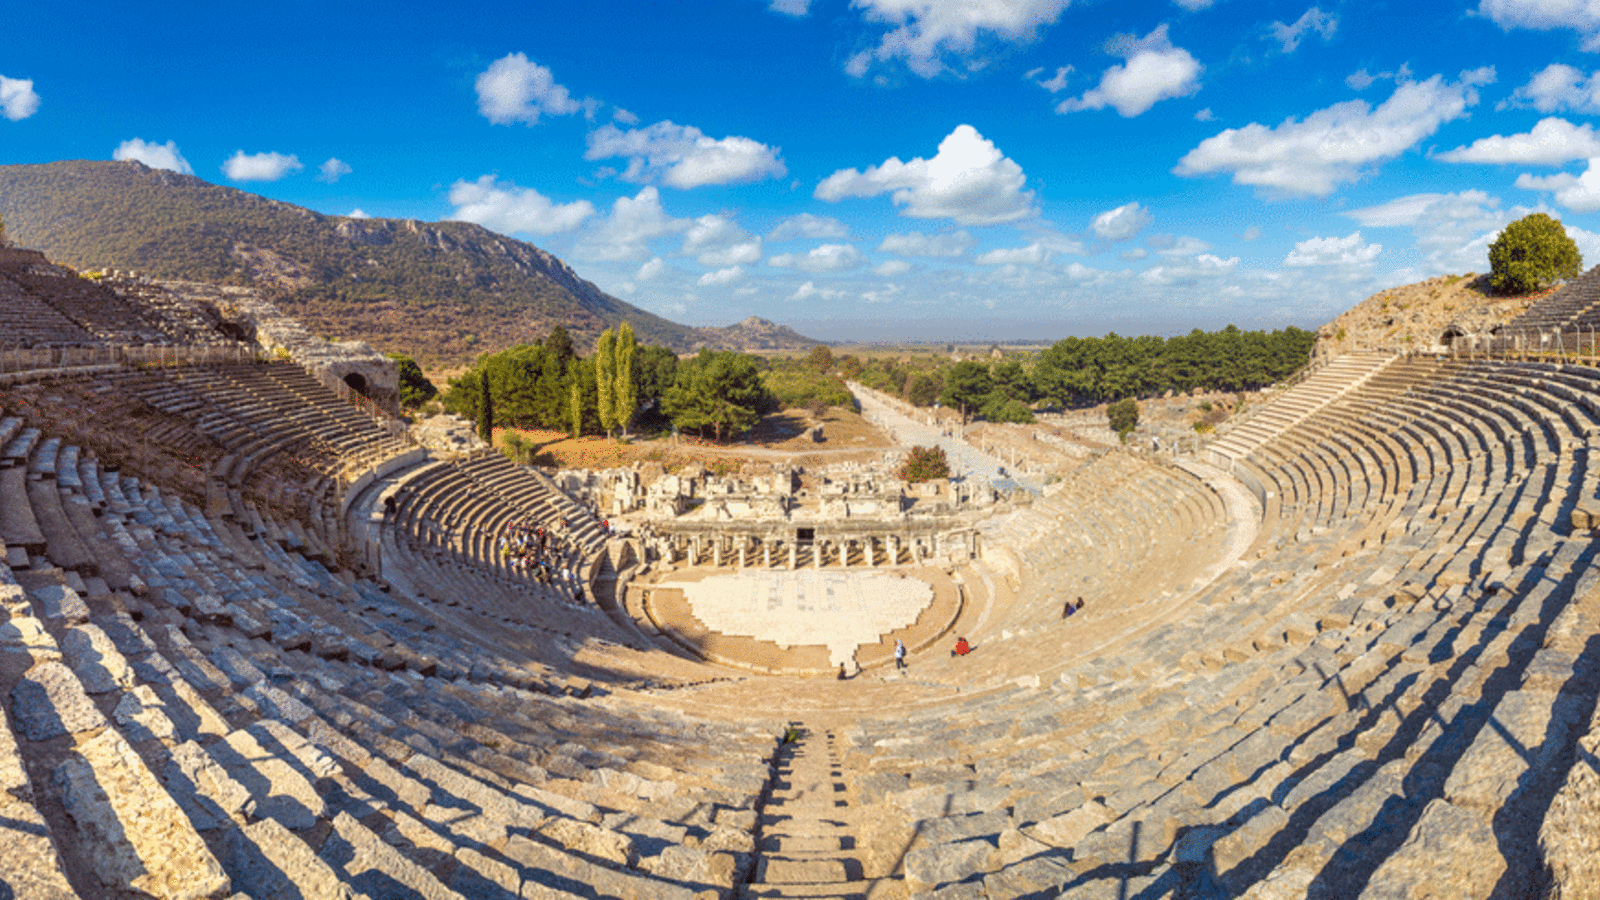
[0,159,822,367]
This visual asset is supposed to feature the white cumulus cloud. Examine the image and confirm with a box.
[768,243,865,273]
[1437,117,1600,165]
[770,0,810,15]
[447,175,596,236]
[1478,0,1600,50]
[0,75,40,121]
[113,138,193,175]
[1140,253,1238,285]
[636,257,667,281]
[1091,201,1153,240]
[475,53,583,125]
[1057,25,1202,117]
[698,266,744,286]
[586,121,786,189]
[1268,7,1338,53]
[874,259,913,276]
[1504,63,1600,113]
[815,124,1036,225]
[1174,68,1495,198]
[223,150,303,182]
[317,158,352,183]
[767,213,850,241]
[792,280,848,301]
[345,208,370,219]
[576,186,691,262]
[1150,233,1212,257]
[877,230,975,257]
[682,214,762,266]
[1284,231,1382,266]
[975,242,1048,265]
[1517,159,1600,212]
[845,0,1072,78]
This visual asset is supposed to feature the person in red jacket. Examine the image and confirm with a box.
[953,636,970,656]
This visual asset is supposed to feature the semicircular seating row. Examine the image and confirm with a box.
[0,364,784,898]
[5,352,1600,898]
[822,356,1600,898]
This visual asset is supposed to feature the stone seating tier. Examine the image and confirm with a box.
[4,349,1600,897]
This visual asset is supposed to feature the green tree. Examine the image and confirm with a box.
[478,372,494,442]
[568,377,583,438]
[906,373,942,407]
[616,321,637,436]
[1107,398,1139,442]
[899,445,950,483]
[595,327,618,436]
[663,349,770,441]
[387,352,437,408]
[1489,212,1582,294]
[940,361,993,422]
[805,345,834,372]
[635,344,679,404]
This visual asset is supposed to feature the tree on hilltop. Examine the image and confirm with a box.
[1489,212,1582,295]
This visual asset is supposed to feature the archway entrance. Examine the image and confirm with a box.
[343,372,369,396]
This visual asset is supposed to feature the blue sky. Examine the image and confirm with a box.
[7,1,1600,341]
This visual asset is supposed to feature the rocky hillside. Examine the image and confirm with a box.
[1313,271,1552,362]
[0,160,822,367]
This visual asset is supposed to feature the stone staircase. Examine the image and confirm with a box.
[1207,352,1396,464]
[743,727,880,899]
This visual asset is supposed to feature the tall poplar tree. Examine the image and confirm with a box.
[616,322,637,438]
[568,378,583,438]
[595,328,617,436]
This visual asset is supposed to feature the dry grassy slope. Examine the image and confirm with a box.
[1313,271,1551,361]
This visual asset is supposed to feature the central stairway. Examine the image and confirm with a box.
[744,727,876,899]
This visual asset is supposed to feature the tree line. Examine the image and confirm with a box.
[837,324,1315,423]
[444,323,779,441]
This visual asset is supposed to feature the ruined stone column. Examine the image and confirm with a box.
[789,542,797,570]
[813,541,822,569]
[712,539,722,567]
[866,538,876,567]
[738,542,747,568]
[763,541,772,568]
[889,536,899,566]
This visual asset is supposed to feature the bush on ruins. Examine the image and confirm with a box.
[1489,212,1582,295]
[1107,397,1139,441]
[899,444,950,483]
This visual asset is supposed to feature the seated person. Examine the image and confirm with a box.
[953,636,970,656]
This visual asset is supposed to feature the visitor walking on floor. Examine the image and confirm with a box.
[894,639,907,671]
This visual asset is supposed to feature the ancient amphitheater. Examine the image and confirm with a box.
[1,239,1599,900]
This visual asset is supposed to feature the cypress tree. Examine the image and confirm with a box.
[477,373,494,443]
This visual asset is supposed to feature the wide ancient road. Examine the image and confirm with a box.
[849,382,1043,494]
